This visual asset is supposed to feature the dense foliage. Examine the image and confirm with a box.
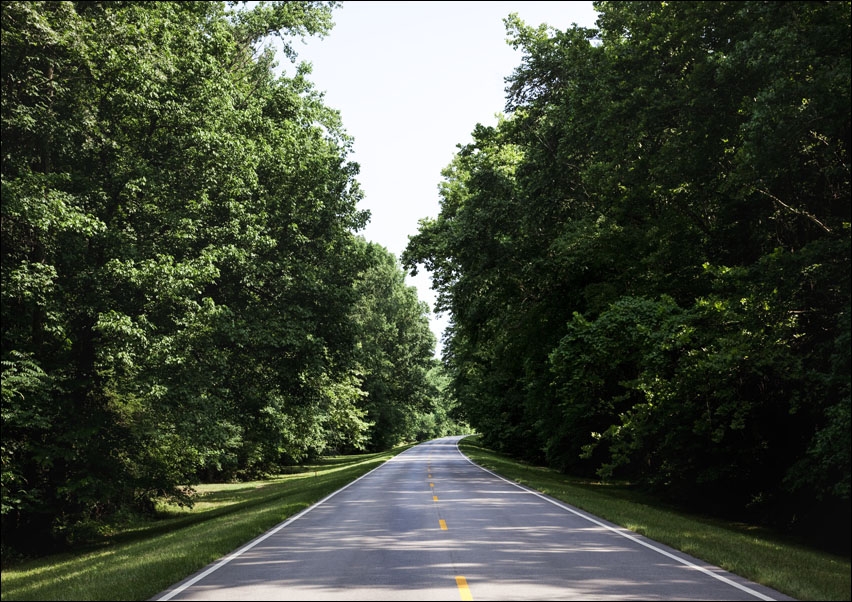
[404,0,850,549]
[1,1,454,555]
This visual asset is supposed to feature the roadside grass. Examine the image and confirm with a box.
[2,436,849,601]
[458,435,851,602]
[0,445,411,601]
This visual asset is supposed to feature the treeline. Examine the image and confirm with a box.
[1,1,459,554]
[404,1,850,549]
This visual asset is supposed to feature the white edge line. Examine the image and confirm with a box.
[455,439,776,602]
[156,454,407,601]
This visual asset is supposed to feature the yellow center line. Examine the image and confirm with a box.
[433,495,438,501]
[456,576,473,601]
[439,519,448,530]
[430,482,434,488]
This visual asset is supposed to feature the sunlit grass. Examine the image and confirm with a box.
[458,435,851,601]
[0,447,411,601]
[2,437,849,601]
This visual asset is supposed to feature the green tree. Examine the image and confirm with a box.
[351,240,437,451]
[405,0,850,545]
[2,0,379,552]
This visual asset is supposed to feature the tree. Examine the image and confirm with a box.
[2,0,381,552]
[405,0,850,545]
[351,239,437,451]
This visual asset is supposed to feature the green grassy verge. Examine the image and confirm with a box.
[0,445,412,601]
[1,436,849,601]
[457,435,851,602]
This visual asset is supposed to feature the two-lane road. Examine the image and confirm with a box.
[154,436,794,601]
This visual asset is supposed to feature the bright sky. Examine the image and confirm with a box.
[276,1,600,357]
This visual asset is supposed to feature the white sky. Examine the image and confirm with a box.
[275,1,600,357]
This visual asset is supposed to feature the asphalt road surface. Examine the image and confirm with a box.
[154,435,795,601]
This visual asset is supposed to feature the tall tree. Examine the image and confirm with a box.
[405,0,850,544]
[351,239,437,451]
[2,0,381,551]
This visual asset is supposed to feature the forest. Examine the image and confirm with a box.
[1,0,459,555]
[1,0,849,559]
[404,0,850,551]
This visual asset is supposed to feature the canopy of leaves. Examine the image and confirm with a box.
[1,0,445,555]
[404,0,850,552]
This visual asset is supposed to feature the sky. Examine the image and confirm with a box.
[272,1,600,357]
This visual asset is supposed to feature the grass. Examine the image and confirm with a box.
[457,435,851,602]
[1,436,849,601]
[0,445,411,601]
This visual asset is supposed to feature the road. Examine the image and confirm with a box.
[154,435,794,601]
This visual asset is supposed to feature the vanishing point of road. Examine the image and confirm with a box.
[154,435,794,601]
